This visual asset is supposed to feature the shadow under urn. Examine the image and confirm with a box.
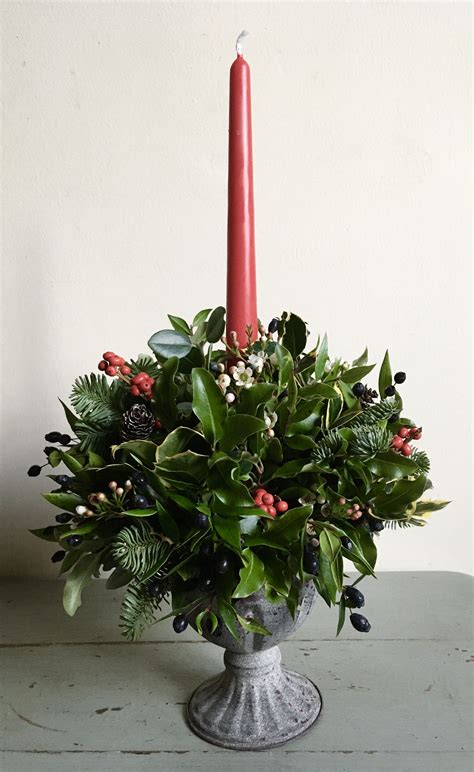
[186,582,322,750]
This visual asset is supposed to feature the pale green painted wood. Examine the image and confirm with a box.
[0,572,472,771]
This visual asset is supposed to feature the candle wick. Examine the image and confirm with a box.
[236,30,249,57]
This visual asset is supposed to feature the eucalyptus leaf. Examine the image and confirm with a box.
[148,329,193,359]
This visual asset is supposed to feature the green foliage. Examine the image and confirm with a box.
[113,521,172,581]
[31,309,448,642]
[119,580,160,641]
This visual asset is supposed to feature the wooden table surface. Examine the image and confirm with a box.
[0,572,472,772]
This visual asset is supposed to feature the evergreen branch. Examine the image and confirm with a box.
[119,579,159,641]
[349,426,391,457]
[312,430,342,463]
[348,397,401,430]
[130,355,161,380]
[70,374,124,424]
[112,521,171,580]
[74,418,117,454]
[411,449,430,476]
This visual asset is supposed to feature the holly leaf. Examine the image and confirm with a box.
[233,548,266,598]
[282,313,307,358]
[374,475,427,515]
[219,414,267,453]
[192,368,227,446]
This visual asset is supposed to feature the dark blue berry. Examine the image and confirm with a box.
[45,431,62,443]
[394,372,406,384]
[341,536,353,551]
[51,550,66,563]
[344,586,365,608]
[198,576,214,592]
[133,495,148,508]
[210,362,221,374]
[215,556,230,575]
[385,385,396,397]
[59,434,71,445]
[56,475,71,487]
[350,613,371,633]
[303,548,319,575]
[44,447,57,457]
[66,535,82,548]
[132,472,147,486]
[27,465,42,477]
[352,382,365,397]
[369,517,384,532]
[55,512,72,524]
[388,413,400,424]
[268,318,279,333]
[195,512,209,529]
[172,614,188,633]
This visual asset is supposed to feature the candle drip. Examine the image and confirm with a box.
[236,30,249,57]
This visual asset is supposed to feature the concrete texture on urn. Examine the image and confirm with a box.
[186,583,322,749]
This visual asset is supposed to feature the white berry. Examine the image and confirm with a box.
[225,393,235,404]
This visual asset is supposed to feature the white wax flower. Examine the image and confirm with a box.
[233,362,255,388]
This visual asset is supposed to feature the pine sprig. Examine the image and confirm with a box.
[119,580,158,641]
[74,418,116,454]
[113,521,171,580]
[349,426,391,457]
[348,397,401,430]
[70,374,124,424]
[130,355,161,380]
[312,430,342,463]
[412,449,430,476]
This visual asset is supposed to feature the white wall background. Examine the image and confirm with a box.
[1,1,471,577]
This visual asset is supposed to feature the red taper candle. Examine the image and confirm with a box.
[226,31,258,348]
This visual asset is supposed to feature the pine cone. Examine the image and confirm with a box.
[121,404,155,440]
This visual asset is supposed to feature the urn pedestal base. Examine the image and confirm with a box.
[187,645,322,750]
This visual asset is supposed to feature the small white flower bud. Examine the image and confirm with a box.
[236,360,245,368]
[108,481,117,491]
[96,492,107,502]
[267,428,275,438]
[264,415,272,427]
[217,363,225,373]
[225,393,235,404]
[260,335,268,343]
[124,480,132,490]
[316,495,326,504]
[116,487,124,497]
[228,365,237,375]
[75,505,87,515]
[341,361,350,371]
[218,373,231,388]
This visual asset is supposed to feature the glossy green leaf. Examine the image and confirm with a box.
[219,414,267,453]
[154,356,179,430]
[213,514,241,550]
[192,368,227,446]
[208,453,255,508]
[299,382,339,400]
[235,383,276,416]
[366,451,418,481]
[206,306,226,343]
[154,451,209,486]
[233,548,266,598]
[378,350,392,397]
[336,597,346,636]
[193,308,212,326]
[106,567,134,589]
[319,529,341,561]
[314,334,328,381]
[340,364,375,383]
[124,508,157,517]
[114,440,157,467]
[217,598,240,641]
[63,552,101,617]
[148,329,193,359]
[58,451,83,473]
[374,474,427,515]
[168,314,191,335]
[42,492,87,513]
[236,613,271,636]
[414,499,451,514]
[274,344,293,392]
[352,347,368,367]
[282,313,307,358]
[156,427,209,462]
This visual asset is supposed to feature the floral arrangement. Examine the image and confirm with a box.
[29,308,448,641]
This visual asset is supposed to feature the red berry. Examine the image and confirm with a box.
[105,365,117,376]
[154,419,162,429]
[103,351,115,361]
[130,385,140,397]
[401,442,413,456]
[410,427,422,440]
[254,488,267,498]
[140,380,153,393]
[259,504,269,513]
[98,360,107,371]
[131,373,147,385]
[108,355,122,366]
[254,494,263,506]
[391,436,404,450]
[398,427,410,438]
[275,500,288,514]
[262,493,274,505]
[120,365,131,376]
[267,506,277,517]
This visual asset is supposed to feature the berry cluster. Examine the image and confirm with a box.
[253,488,289,518]
[390,425,422,457]
[98,351,131,377]
[129,372,155,400]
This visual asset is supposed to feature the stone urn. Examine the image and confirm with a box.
[186,582,322,750]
